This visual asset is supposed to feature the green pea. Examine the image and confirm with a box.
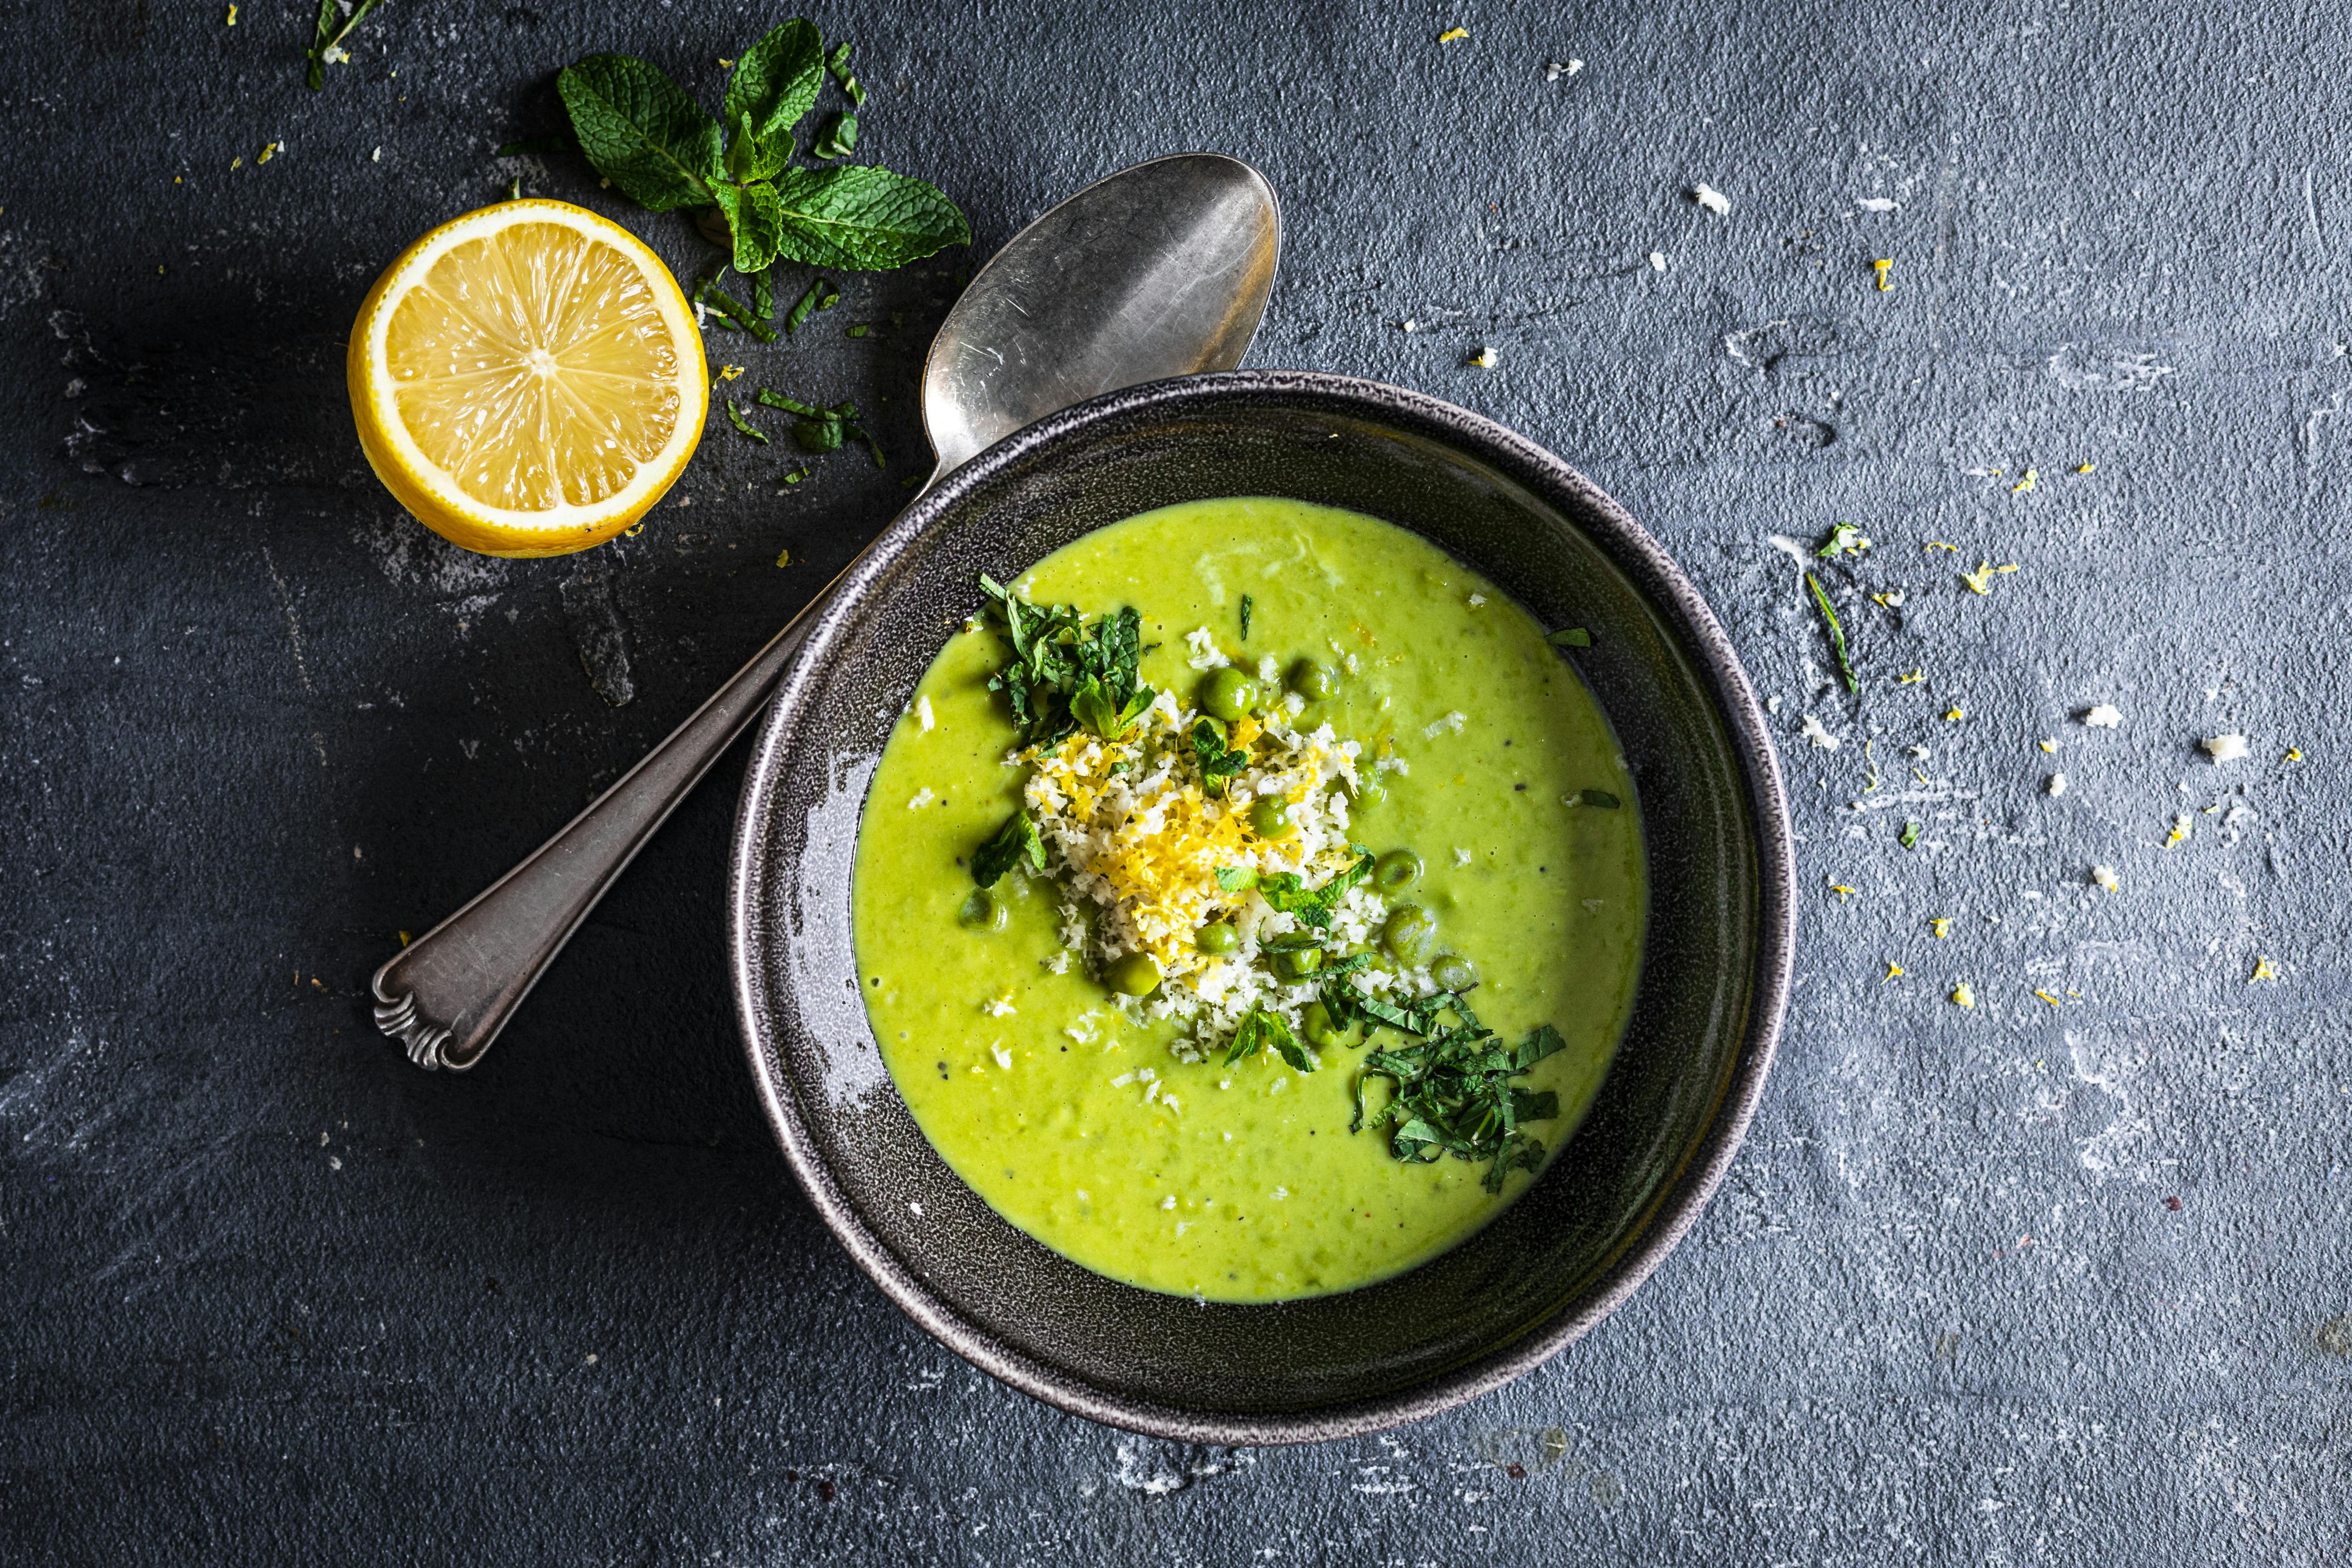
[1287,657,1338,702]
[1300,1000,1347,1051]
[1249,796,1294,838]
[955,888,1007,931]
[1272,946,1322,980]
[1199,667,1260,722]
[1431,954,1481,992]
[1103,951,1162,997]
[1350,774,1387,811]
[1195,920,1240,955]
[1373,848,1423,892]
[1382,904,1439,966]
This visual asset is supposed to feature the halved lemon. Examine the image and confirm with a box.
[348,199,707,558]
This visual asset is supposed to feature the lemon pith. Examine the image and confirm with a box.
[348,199,706,558]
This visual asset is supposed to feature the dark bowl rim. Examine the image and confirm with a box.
[725,368,1796,1446]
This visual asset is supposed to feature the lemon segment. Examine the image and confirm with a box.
[348,199,706,557]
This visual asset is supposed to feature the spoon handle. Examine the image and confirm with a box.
[371,586,830,1072]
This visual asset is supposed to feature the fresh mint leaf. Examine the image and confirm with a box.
[713,180,785,273]
[972,808,1045,888]
[723,109,789,185]
[559,54,723,212]
[767,166,972,270]
[724,19,826,146]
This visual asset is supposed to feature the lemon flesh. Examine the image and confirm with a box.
[349,200,706,557]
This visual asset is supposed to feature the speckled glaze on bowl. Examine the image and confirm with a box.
[726,371,1794,1444]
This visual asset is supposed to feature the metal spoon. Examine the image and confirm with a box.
[371,153,1281,1073]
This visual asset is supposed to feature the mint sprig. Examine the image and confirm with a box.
[555,20,969,277]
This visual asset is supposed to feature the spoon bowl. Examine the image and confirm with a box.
[370,154,1281,1075]
[923,154,1279,475]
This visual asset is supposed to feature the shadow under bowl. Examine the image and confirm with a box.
[727,370,1794,1444]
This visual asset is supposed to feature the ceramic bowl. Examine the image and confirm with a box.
[727,370,1793,1443]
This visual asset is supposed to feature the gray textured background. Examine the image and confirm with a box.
[5,0,2348,1561]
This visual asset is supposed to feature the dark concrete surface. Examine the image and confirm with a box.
[4,0,2349,1561]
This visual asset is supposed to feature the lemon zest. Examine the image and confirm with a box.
[2285,746,2303,761]
[717,364,745,380]
[2010,469,2037,494]
[1944,707,1965,722]
[1437,25,1469,41]
[2075,462,2096,474]
[1898,668,1925,684]
[1931,917,1951,938]
[1962,560,2018,594]
[2034,989,2063,1007]
[1883,962,1904,981]
[1951,982,1975,1009]
[1871,258,1893,291]
[1829,883,1857,903]
[2250,956,2278,982]
[1924,540,1959,553]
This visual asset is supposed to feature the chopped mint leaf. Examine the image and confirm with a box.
[784,277,839,334]
[976,581,1157,750]
[1189,716,1249,798]
[825,39,867,106]
[1223,1007,1315,1072]
[1347,1002,1564,1192]
[972,808,1045,888]
[1547,626,1593,648]
[1806,572,1860,694]
[1240,594,1254,640]
[1581,789,1621,809]
[814,112,858,160]
[1899,821,1921,849]
[308,0,388,91]
[723,399,769,443]
[1816,522,1871,558]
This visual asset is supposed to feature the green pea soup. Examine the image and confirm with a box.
[851,497,1645,1302]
